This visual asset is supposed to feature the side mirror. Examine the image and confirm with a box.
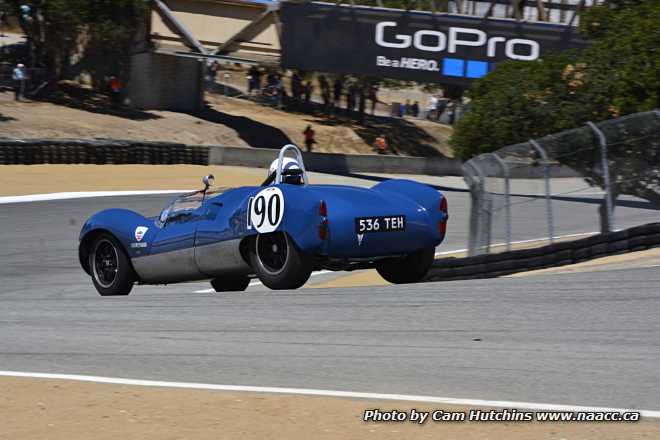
[203,174,215,192]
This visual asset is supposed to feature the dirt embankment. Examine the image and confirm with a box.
[0,87,453,157]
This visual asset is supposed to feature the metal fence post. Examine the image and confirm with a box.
[484,197,492,253]
[529,140,554,244]
[586,121,614,232]
[489,153,511,251]
[463,162,480,256]
[465,160,490,255]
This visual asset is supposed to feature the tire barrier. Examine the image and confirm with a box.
[0,139,209,165]
[425,223,660,282]
[0,138,465,176]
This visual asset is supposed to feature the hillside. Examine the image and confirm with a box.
[0,88,453,157]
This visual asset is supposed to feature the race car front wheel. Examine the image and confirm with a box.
[89,233,135,296]
[211,276,251,292]
[376,247,436,284]
[250,232,312,290]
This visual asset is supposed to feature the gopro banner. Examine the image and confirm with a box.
[280,2,588,85]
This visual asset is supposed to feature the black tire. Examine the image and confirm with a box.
[210,276,251,292]
[376,247,436,284]
[88,233,135,296]
[249,232,312,290]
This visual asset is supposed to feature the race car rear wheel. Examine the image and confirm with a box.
[89,233,135,296]
[210,276,250,292]
[250,232,312,290]
[376,247,436,284]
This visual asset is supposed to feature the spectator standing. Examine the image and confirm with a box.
[247,65,261,95]
[291,72,302,104]
[373,134,388,154]
[347,83,359,115]
[303,125,316,152]
[12,63,26,101]
[368,84,379,115]
[0,9,7,37]
[18,4,32,38]
[275,74,284,109]
[436,97,448,121]
[266,71,276,87]
[427,95,438,120]
[357,84,367,124]
[319,75,331,111]
[303,81,313,105]
[446,100,457,125]
[319,75,330,109]
[399,101,407,118]
[110,75,122,104]
[411,101,420,118]
[333,77,343,113]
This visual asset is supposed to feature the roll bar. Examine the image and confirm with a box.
[275,144,309,185]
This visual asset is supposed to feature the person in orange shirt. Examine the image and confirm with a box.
[373,134,388,154]
[110,76,122,104]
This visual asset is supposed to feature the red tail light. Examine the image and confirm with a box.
[319,200,328,240]
[438,196,448,236]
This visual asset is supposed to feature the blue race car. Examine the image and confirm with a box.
[79,145,449,295]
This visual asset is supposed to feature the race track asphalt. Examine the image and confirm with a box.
[1,189,659,410]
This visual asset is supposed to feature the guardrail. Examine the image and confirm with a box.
[0,138,464,176]
[425,223,660,282]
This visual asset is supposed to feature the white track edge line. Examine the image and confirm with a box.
[1,371,658,418]
[0,190,191,204]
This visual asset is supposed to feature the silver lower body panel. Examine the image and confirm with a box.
[195,239,252,277]
[132,239,252,284]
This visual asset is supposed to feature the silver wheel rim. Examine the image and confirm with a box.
[92,239,119,288]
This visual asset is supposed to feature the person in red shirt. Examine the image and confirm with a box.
[303,125,316,152]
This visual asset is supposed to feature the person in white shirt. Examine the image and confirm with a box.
[12,63,26,101]
[427,95,438,120]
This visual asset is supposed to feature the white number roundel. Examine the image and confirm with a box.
[249,187,285,233]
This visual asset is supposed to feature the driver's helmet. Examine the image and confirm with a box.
[268,157,303,185]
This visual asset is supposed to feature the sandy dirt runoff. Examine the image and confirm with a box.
[0,164,267,197]
[0,89,453,157]
[1,377,658,440]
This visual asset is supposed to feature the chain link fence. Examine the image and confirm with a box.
[464,110,660,256]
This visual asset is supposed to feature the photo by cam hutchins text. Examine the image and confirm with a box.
[363,408,642,424]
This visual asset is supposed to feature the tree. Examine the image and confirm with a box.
[579,0,660,115]
[450,0,660,227]
[450,52,585,159]
[451,0,660,160]
[6,0,148,88]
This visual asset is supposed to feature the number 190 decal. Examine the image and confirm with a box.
[248,187,285,233]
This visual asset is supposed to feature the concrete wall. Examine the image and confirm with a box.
[129,52,204,112]
[151,0,280,55]
[208,146,464,176]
